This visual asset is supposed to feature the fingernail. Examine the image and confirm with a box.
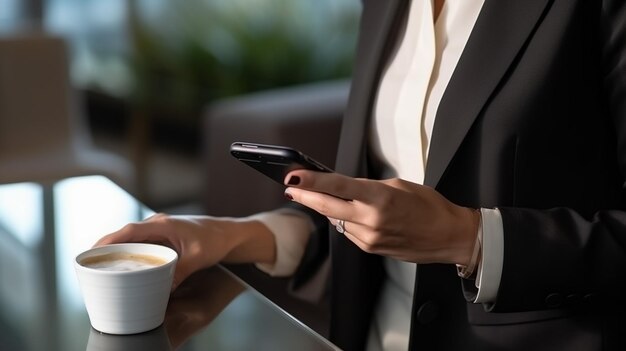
[286,175,300,185]
[284,191,293,201]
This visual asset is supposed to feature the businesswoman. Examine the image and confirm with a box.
[98,0,626,350]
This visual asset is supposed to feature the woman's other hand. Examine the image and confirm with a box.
[95,214,276,290]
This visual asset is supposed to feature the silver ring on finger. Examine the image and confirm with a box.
[336,219,346,234]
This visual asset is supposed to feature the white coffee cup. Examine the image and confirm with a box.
[75,243,178,335]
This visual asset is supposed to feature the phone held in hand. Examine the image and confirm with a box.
[230,142,334,185]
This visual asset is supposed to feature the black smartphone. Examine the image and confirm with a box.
[230,142,334,185]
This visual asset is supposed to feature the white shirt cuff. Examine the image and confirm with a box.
[248,208,313,277]
[474,207,504,303]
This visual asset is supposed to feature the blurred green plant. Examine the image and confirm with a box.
[126,0,360,115]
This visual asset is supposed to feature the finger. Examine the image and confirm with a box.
[287,187,363,222]
[341,225,382,254]
[328,217,347,234]
[328,217,371,241]
[94,226,138,247]
[94,218,171,247]
[95,225,150,246]
[340,224,404,258]
[285,170,381,203]
[329,217,402,258]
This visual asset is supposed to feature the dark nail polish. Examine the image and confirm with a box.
[284,191,293,200]
[287,175,301,185]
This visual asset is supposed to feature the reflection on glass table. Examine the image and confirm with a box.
[0,175,339,351]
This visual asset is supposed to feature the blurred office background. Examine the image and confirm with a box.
[0,0,359,211]
[0,0,359,337]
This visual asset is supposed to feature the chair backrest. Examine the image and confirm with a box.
[0,33,83,157]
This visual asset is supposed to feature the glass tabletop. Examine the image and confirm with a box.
[0,175,339,351]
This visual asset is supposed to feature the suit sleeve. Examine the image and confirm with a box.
[487,0,626,313]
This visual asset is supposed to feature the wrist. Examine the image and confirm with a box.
[221,219,277,265]
[455,208,482,278]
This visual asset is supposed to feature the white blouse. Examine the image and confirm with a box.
[367,0,488,350]
[253,1,504,350]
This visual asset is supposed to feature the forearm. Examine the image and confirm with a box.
[218,219,277,265]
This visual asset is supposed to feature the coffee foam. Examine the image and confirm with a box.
[80,252,167,272]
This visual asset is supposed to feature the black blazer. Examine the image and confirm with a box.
[294,0,626,350]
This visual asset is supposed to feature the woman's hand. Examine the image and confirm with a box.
[95,214,276,290]
[283,170,479,265]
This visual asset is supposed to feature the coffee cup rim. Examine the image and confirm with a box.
[75,243,178,275]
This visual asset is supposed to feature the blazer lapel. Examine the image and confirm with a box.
[330,1,409,349]
[335,0,408,177]
[424,0,552,187]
